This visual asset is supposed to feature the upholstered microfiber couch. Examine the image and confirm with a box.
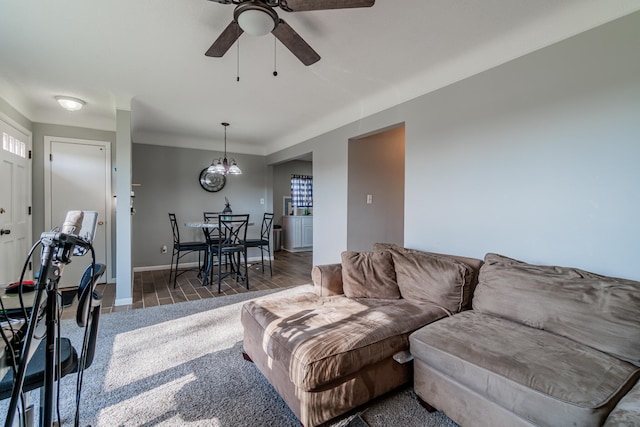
[410,253,640,427]
[241,244,482,427]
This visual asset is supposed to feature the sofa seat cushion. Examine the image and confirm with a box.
[410,311,640,427]
[242,292,449,392]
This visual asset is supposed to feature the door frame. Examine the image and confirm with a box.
[43,136,113,282]
[0,111,33,279]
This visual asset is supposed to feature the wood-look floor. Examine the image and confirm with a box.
[94,250,313,315]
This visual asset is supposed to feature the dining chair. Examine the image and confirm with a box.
[202,212,222,245]
[209,214,249,293]
[202,212,222,285]
[168,213,208,288]
[243,212,275,275]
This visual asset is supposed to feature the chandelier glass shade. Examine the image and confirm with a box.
[207,122,242,175]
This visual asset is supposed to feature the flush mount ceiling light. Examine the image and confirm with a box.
[207,122,242,175]
[55,96,85,112]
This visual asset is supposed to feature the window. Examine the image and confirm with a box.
[291,174,313,208]
[2,132,26,158]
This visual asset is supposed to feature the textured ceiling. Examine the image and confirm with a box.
[1,0,638,155]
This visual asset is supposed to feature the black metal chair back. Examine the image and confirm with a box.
[202,212,221,245]
[260,213,275,242]
[243,213,274,275]
[218,214,249,252]
[168,213,208,288]
[209,214,250,293]
[169,213,181,246]
[203,212,220,223]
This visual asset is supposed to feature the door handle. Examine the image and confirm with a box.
[0,208,5,214]
[98,221,104,226]
[0,229,10,235]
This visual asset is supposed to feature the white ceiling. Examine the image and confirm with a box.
[1,0,638,155]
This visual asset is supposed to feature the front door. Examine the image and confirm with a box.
[45,137,111,288]
[0,119,31,284]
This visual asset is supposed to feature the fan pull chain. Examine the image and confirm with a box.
[273,37,278,77]
[236,40,240,82]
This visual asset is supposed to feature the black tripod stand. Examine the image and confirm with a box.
[4,230,93,427]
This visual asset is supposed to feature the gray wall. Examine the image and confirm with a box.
[267,11,640,281]
[273,160,313,226]
[0,97,32,132]
[348,125,405,251]
[131,143,269,268]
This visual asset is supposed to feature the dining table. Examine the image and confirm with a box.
[184,219,254,286]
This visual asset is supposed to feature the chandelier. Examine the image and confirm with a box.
[207,122,242,175]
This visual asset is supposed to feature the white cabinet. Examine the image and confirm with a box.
[283,216,313,252]
[301,218,313,247]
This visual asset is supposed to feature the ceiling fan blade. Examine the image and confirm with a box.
[205,21,243,57]
[280,0,374,12]
[272,19,320,66]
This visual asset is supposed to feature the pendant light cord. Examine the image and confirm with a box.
[237,40,240,82]
[273,37,278,77]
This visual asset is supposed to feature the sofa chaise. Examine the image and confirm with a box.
[241,245,482,426]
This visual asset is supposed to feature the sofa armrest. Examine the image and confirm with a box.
[311,264,343,296]
[604,379,640,426]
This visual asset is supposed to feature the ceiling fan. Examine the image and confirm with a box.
[205,0,375,66]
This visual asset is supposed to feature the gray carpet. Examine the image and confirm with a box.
[2,285,458,426]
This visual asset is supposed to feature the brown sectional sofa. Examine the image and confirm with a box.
[241,245,482,426]
[410,253,640,427]
[242,246,640,426]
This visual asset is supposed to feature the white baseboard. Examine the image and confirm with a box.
[134,264,174,273]
[114,297,133,306]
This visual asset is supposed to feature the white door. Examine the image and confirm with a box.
[0,121,31,284]
[45,137,111,288]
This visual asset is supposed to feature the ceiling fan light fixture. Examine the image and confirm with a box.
[235,3,278,36]
[207,0,374,64]
[55,96,85,111]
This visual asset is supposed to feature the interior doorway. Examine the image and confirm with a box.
[347,124,405,251]
[44,137,112,288]
[272,154,313,253]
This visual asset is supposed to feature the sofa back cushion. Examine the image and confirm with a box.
[311,263,344,297]
[473,253,640,364]
[373,243,480,313]
[341,251,400,299]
